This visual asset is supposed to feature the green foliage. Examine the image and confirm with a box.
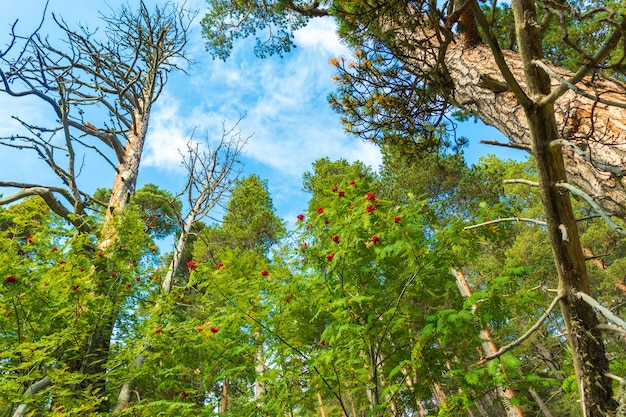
[0,199,154,414]
[5,153,626,416]
[133,183,182,240]
[194,174,285,263]
[201,0,318,60]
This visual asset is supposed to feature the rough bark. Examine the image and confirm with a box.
[509,0,616,414]
[392,20,626,218]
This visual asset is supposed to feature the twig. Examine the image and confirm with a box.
[479,293,563,364]
[534,60,626,109]
[464,217,546,230]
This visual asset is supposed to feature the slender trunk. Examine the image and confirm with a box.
[528,388,556,417]
[365,344,381,412]
[253,337,266,401]
[452,268,524,417]
[221,377,229,413]
[317,390,327,417]
[511,0,617,414]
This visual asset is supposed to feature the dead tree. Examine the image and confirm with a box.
[0,1,193,411]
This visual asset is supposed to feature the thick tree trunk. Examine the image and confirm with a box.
[106,110,151,221]
[395,23,626,218]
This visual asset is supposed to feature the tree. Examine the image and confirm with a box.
[201,1,626,414]
[113,125,246,413]
[0,2,194,411]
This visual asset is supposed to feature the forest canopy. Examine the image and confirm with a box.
[1,0,626,416]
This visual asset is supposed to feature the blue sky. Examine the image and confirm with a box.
[0,0,523,228]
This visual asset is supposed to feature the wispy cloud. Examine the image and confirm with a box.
[143,16,381,176]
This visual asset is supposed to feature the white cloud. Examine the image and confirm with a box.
[293,17,351,57]
[142,12,381,193]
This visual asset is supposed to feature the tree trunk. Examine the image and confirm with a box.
[105,111,151,222]
[317,390,327,417]
[452,268,524,417]
[393,21,626,218]
[509,0,616,414]
[221,377,229,413]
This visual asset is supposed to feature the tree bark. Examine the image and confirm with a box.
[508,0,616,414]
[452,268,524,417]
[393,19,626,218]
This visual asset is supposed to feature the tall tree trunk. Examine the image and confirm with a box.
[452,268,524,417]
[508,0,617,414]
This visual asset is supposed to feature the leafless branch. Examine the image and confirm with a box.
[480,139,531,151]
[0,1,194,224]
[503,179,540,187]
[575,291,626,332]
[555,182,626,235]
[479,293,564,364]
[464,217,547,230]
[551,139,625,176]
[12,376,52,417]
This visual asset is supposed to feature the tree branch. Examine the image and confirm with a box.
[551,139,624,176]
[574,291,626,332]
[541,18,626,105]
[12,375,52,417]
[464,217,547,230]
[0,184,91,233]
[480,139,531,152]
[503,179,540,187]
[555,182,626,235]
[479,293,563,364]
[535,59,626,109]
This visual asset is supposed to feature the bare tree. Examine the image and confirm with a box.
[0,1,194,232]
[0,1,194,411]
[113,123,246,413]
